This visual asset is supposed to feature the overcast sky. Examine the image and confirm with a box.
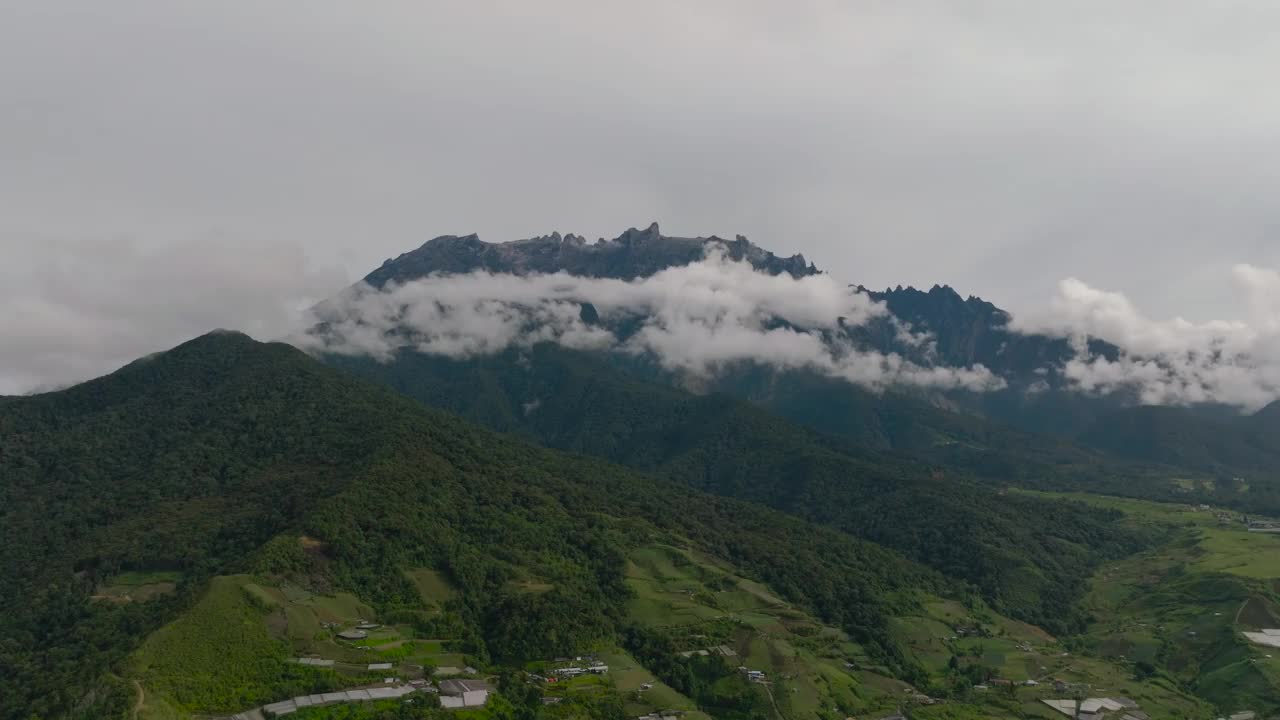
[7,1,1280,393]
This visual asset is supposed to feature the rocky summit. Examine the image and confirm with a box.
[360,222,818,288]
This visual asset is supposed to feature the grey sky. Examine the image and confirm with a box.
[6,1,1280,392]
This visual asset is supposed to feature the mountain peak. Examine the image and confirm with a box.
[360,224,817,287]
[619,221,661,239]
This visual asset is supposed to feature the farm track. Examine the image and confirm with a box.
[132,680,144,720]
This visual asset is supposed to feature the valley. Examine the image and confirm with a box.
[1047,494,1280,712]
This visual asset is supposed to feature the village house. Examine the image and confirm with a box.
[438,678,491,708]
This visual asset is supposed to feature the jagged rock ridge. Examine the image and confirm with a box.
[361,222,818,288]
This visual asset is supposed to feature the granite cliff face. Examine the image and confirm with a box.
[361,222,818,288]
[361,224,1089,383]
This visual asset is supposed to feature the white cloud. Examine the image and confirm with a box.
[0,231,345,394]
[1011,265,1280,410]
[299,248,1004,393]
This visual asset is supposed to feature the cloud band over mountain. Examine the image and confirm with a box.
[1011,265,1280,410]
[300,249,1005,393]
[8,230,1280,412]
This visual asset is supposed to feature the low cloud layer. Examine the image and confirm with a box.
[1012,265,1280,410]
[300,250,1004,393]
[0,232,343,394]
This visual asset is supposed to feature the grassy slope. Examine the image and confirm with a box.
[132,575,350,714]
[617,544,1206,720]
[1032,492,1280,715]
[119,539,1215,720]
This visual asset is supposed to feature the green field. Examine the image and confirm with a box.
[1194,530,1280,578]
[1032,491,1280,715]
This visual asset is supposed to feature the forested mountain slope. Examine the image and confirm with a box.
[323,344,1150,635]
[0,331,951,719]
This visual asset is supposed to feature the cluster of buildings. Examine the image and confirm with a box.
[548,655,610,680]
[334,621,381,641]
[292,658,404,673]
[1190,505,1280,532]
[1040,696,1144,720]
[258,685,419,717]
[248,675,492,717]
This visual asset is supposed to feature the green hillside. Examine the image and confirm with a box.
[0,332,938,718]
[322,345,1151,634]
[1074,406,1280,513]
[0,331,1259,719]
[122,542,1211,720]
[1031,492,1280,715]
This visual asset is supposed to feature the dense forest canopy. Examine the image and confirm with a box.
[325,345,1151,633]
[0,332,948,718]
